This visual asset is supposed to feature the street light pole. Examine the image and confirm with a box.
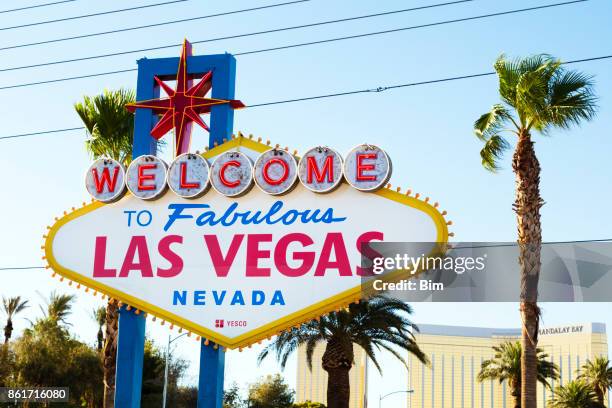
[378,389,414,408]
[162,332,188,408]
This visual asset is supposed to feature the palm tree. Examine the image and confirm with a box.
[2,296,29,343]
[258,295,428,408]
[548,380,605,408]
[75,88,136,165]
[578,357,612,405]
[474,54,597,408]
[42,291,76,325]
[75,88,138,408]
[478,341,558,408]
[92,307,106,351]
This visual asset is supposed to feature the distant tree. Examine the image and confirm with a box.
[12,318,103,407]
[175,385,198,407]
[140,339,189,407]
[478,341,558,408]
[2,296,29,343]
[0,344,15,387]
[92,306,106,351]
[224,382,244,408]
[293,401,327,408]
[548,380,604,408]
[578,357,612,405]
[248,374,294,408]
[40,291,76,325]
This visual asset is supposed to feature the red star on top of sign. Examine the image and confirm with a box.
[126,39,245,155]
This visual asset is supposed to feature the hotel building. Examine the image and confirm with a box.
[407,323,608,408]
[295,322,607,408]
[296,343,367,408]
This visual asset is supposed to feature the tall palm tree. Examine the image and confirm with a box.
[548,380,605,408]
[578,357,612,405]
[474,54,597,408]
[258,295,428,408]
[92,307,106,351]
[75,88,137,408]
[478,341,558,408]
[2,296,29,343]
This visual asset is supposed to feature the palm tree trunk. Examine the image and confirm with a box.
[103,300,119,408]
[322,336,354,408]
[326,367,351,408]
[596,388,604,406]
[3,320,12,344]
[511,380,521,408]
[513,132,543,408]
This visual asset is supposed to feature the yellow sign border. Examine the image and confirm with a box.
[44,136,449,349]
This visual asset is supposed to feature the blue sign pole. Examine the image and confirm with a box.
[198,342,226,408]
[117,50,237,407]
[114,306,146,407]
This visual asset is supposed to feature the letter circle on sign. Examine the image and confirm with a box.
[343,144,392,191]
[298,146,343,193]
[126,155,168,200]
[167,153,210,198]
[210,151,254,197]
[85,157,126,202]
[254,149,298,195]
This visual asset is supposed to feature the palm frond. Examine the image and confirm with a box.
[257,295,426,377]
[546,69,597,130]
[474,104,516,141]
[1,296,29,318]
[480,135,510,172]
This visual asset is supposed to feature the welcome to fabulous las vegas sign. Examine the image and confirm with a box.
[43,41,450,350]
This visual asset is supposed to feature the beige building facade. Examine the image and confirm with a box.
[296,343,367,408]
[407,323,608,408]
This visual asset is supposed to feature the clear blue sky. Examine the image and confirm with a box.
[1,0,611,406]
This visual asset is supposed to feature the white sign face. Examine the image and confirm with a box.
[46,138,448,349]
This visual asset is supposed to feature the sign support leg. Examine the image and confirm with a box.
[197,341,225,408]
[114,306,146,407]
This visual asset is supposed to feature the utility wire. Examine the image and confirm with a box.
[0,127,85,140]
[0,0,588,87]
[5,238,612,271]
[0,0,188,31]
[1,54,610,141]
[0,0,314,53]
[0,0,470,65]
[0,0,76,14]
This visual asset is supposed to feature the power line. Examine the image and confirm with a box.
[0,0,471,67]
[1,53,610,141]
[0,0,76,14]
[0,0,588,88]
[0,0,312,53]
[233,0,587,56]
[0,127,84,140]
[5,238,612,271]
[0,0,188,31]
